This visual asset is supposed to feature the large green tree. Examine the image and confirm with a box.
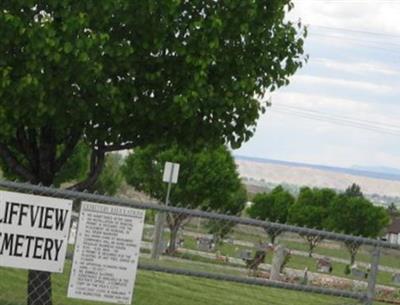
[0,2,306,304]
[288,187,337,257]
[326,194,389,265]
[122,145,246,254]
[247,185,295,244]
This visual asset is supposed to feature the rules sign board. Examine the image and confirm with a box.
[0,191,72,273]
[68,202,145,304]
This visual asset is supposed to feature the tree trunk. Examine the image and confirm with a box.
[351,247,358,266]
[345,242,360,266]
[166,214,189,255]
[302,235,323,258]
[350,252,356,265]
[28,270,52,305]
[167,224,180,254]
[270,233,276,245]
[308,243,314,258]
[265,227,280,245]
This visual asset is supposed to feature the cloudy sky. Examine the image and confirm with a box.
[237,0,400,170]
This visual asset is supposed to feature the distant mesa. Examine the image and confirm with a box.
[235,155,400,182]
[234,155,400,199]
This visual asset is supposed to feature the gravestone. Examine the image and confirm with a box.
[197,237,215,252]
[256,242,271,251]
[68,220,78,245]
[226,237,234,245]
[392,273,400,285]
[239,249,253,262]
[143,229,153,241]
[176,237,185,248]
[160,240,168,253]
[270,245,290,281]
[300,267,309,285]
[351,265,367,279]
[316,257,332,273]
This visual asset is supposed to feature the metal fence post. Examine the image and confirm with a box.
[365,245,381,305]
[151,212,165,259]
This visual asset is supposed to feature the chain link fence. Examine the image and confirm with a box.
[1,180,399,305]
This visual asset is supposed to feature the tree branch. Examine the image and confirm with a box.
[15,127,38,173]
[167,213,189,229]
[67,149,105,191]
[54,131,82,172]
[99,142,135,152]
[0,142,36,182]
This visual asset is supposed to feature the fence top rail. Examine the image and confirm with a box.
[0,179,399,250]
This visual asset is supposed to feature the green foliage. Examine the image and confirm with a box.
[0,1,307,183]
[123,144,246,253]
[122,145,245,214]
[206,186,248,242]
[344,183,363,198]
[326,195,389,238]
[387,202,399,217]
[288,187,337,256]
[0,141,90,185]
[326,193,389,265]
[288,187,337,229]
[53,142,90,186]
[248,186,295,223]
[93,153,124,196]
[247,186,295,243]
[0,2,306,303]
[344,264,351,275]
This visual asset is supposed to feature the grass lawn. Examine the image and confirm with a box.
[178,235,397,288]
[0,264,365,305]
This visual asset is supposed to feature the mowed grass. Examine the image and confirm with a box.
[180,235,397,287]
[0,264,363,305]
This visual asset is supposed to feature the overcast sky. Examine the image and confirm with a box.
[236,0,400,170]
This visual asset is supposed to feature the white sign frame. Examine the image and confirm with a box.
[162,162,180,184]
[0,191,72,273]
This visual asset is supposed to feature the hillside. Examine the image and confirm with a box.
[235,156,400,198]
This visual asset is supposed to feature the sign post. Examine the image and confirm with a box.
[151,162,180,259]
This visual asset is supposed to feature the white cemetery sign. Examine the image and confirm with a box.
[68,202,145,304]
[0,191,72,273]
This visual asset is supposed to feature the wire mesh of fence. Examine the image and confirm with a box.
[0,179,399,305]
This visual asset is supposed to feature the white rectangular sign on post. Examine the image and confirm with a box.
[162,162,180,184]
[0,191,72,273]
[68,202,145,304]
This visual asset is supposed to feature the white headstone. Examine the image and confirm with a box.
[68,220,77,245]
